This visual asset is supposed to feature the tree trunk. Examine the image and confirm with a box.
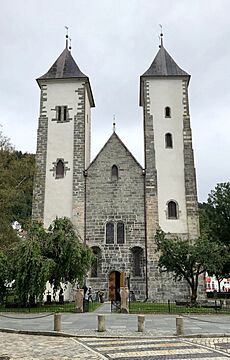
[217,278,221,293]
[190,285,197,306]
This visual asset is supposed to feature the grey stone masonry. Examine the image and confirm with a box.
[32,83,48,221]
[72,84,87,241]
[182,79,200,239]
[86,133,146,300]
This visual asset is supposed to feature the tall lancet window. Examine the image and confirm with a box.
[111,165,118,181]
[106,222,114,244]
[165,106,171,118]
[167,200,178,219]
[165,133,173,148]
[56,159,65,179]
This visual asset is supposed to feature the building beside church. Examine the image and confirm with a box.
[32,34,200,301]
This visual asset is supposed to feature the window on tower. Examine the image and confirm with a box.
[111,165,118,181]
[165,106,171,118]
[165,133,173,148]
[54,105,70,122]
[106,222,114,244]
[167,200,178,219]
[56,159,65,179]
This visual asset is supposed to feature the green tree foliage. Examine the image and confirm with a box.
[155,230,225,305]
[12,218,93,304]
[13,239,54,305]
[201,182,230,246]
[0,251,9,301]
[45,217,93,293]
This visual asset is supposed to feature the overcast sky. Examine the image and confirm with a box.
[0,0,230,202]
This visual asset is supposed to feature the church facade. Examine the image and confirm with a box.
[32,35,200,301]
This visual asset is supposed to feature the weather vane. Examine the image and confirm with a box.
[113,115,116,132]
[159,24,163,48]
[65,26,69,48]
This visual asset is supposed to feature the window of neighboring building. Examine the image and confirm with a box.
[165,133,173,148]
[111,165,118,181]
[56,159,65,179]
[106,222,114,244]
[117,222,125,244]
[165,106,171,118]
[167,200,178,219]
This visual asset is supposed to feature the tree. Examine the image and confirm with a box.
[155,229,225,305]
[13,238,54,305]
[45,217,93,294]
[0,251,9,301]
[12,218,93,304]
[201,182,230,246]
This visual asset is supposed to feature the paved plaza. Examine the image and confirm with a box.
[0,303,230,359]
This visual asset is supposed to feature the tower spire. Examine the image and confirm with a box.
[65,26,69,49]
[159,24,163,48]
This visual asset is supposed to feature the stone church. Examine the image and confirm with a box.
[32,34,200,301]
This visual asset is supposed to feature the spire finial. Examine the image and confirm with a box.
[69,37,72,51]
[159,24,163,48]
[113,114,116,132]
[65,26,69,48]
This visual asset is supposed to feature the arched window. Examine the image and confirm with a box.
[168,200,178,219]
[131,247,143,277]
[106,222,114,244]
[91,247,101,278]
[165,133,173,148]
[111,165,118,181]
[56,160,65,178]
[165,106,171,118]
[117,222,125,244]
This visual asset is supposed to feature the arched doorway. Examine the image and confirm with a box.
[109,271,121,301]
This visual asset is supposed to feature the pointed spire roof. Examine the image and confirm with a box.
[140,43,190,106]
[142,45,190,78]
[37,44,95,107]
[38,47,88,80]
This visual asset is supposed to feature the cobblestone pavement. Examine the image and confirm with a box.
[0,332,104,360]
[1,332,230,359]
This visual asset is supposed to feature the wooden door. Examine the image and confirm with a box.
[109,272,116,301]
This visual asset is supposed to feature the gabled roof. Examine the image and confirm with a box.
[87,132,143,172]
[141,45,190,77]
[37,46,95,107]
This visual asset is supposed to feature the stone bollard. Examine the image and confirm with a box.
[98,314,106,332]
[176,316,184,336]
[54,313,62,331]
[138,315,145,332]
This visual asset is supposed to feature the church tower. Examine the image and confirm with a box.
[32,36,95,239]
[140,35,199,299]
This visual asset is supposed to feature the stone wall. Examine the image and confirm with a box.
[86,133,146,300]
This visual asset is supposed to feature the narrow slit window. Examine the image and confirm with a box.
[117,222,125,244]
[165,133,173,148]
[63,106,67,121]
[132,248,142,277]
[165,106,171,118]
[106,222,114,244]
[57,106,62,121]
[56,160,65,179]
[111,165,118,181]
[168,201,178,219]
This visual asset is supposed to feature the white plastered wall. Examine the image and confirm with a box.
[148,78,188,233]
[43,80,83,228]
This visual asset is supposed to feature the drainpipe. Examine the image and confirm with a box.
[84,170,87,245]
